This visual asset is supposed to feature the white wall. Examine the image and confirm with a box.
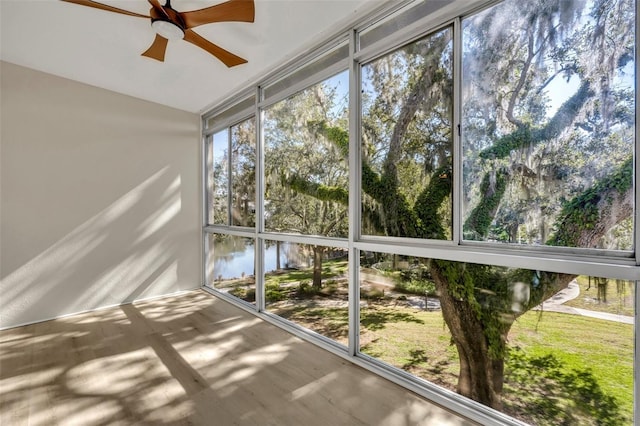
[0,61,201,328]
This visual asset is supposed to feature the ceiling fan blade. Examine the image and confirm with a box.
[183,29,247,67]
[141,34,169,62]
[147,0,170,20]
[60,0,149,19]
[180,0,255,29]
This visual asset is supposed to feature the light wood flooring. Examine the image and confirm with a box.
[1,290,476,425]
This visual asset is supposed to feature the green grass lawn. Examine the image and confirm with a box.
[228,263,635,425]
[507,311,633,425]
[359,304,460,389]
[265,258,349,285]
[357,303,634,425]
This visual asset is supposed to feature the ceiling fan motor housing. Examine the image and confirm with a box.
[150,4,185,40]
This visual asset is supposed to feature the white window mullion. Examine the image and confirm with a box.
[226,129,232,226]
[201,133,209,287]
[348,28,361,357]
[635,0,640,267]
[634,4,639,425]
[635,280,639,426]
[452,17,463,245]
[255,86,266,313]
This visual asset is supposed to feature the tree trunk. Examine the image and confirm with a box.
[431,256,580,410]
[276,241,281,270]
[430,262,507,410]
[312,246,324,289]
[508,222,518,243]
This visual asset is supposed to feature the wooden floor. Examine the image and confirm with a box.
[0,290,476,426]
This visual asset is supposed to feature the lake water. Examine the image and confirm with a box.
[209,236,310,280]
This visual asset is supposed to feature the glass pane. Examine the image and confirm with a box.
[462,0,635,250]
[209,130,229,225]
[264,71,349,238]
[206,234,255,304]
[264,241,349,346]
[359,251,635,425]
[361,27,453,239]
[231,118,256,227]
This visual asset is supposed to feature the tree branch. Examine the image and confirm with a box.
[286,174,348,205]
[505,32,534,126]
[463,169,509,239]
[534,65,578,96]
[515,157,632,311]
[383,37,450,179]
[307,121,349,159]
[480,81,593,159]
[413,164,452,239]
[548,156,633,248]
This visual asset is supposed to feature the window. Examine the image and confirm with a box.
[207,130,229,225]
[206,117,256,227]
[206,234,256,304]
[264,241,349,345]
[361,27,453,239]
[263,71,349,238]
[359,251,635,425]
[203,1,637,424]
[231,118,256,227]
[462,0,635,250]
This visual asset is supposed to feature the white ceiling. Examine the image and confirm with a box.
[0,0,383,113]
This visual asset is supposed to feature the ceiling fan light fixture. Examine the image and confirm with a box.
[151,19,184,41]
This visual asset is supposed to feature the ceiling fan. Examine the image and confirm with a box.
[60,0,255,67]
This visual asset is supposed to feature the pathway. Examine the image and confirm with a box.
[272,278,633,325]
[536,281,634,325]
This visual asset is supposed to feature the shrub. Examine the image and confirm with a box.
[394,279,436,296]
[228,287,246,299]
[297,280,319,297]
[361,288,385,301]
[266,282,287,302]
[229,287,256,303]
[245,288,256,302]
[399,265,432,281]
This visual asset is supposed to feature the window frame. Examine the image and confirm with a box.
[261,68,350,240]
[358,22,456,242]
[204,113,256,230]
[201,1,640,425]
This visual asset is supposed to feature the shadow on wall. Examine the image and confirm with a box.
[0,291,470,425]
[0,167,198,328]
[0,62,200,329]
